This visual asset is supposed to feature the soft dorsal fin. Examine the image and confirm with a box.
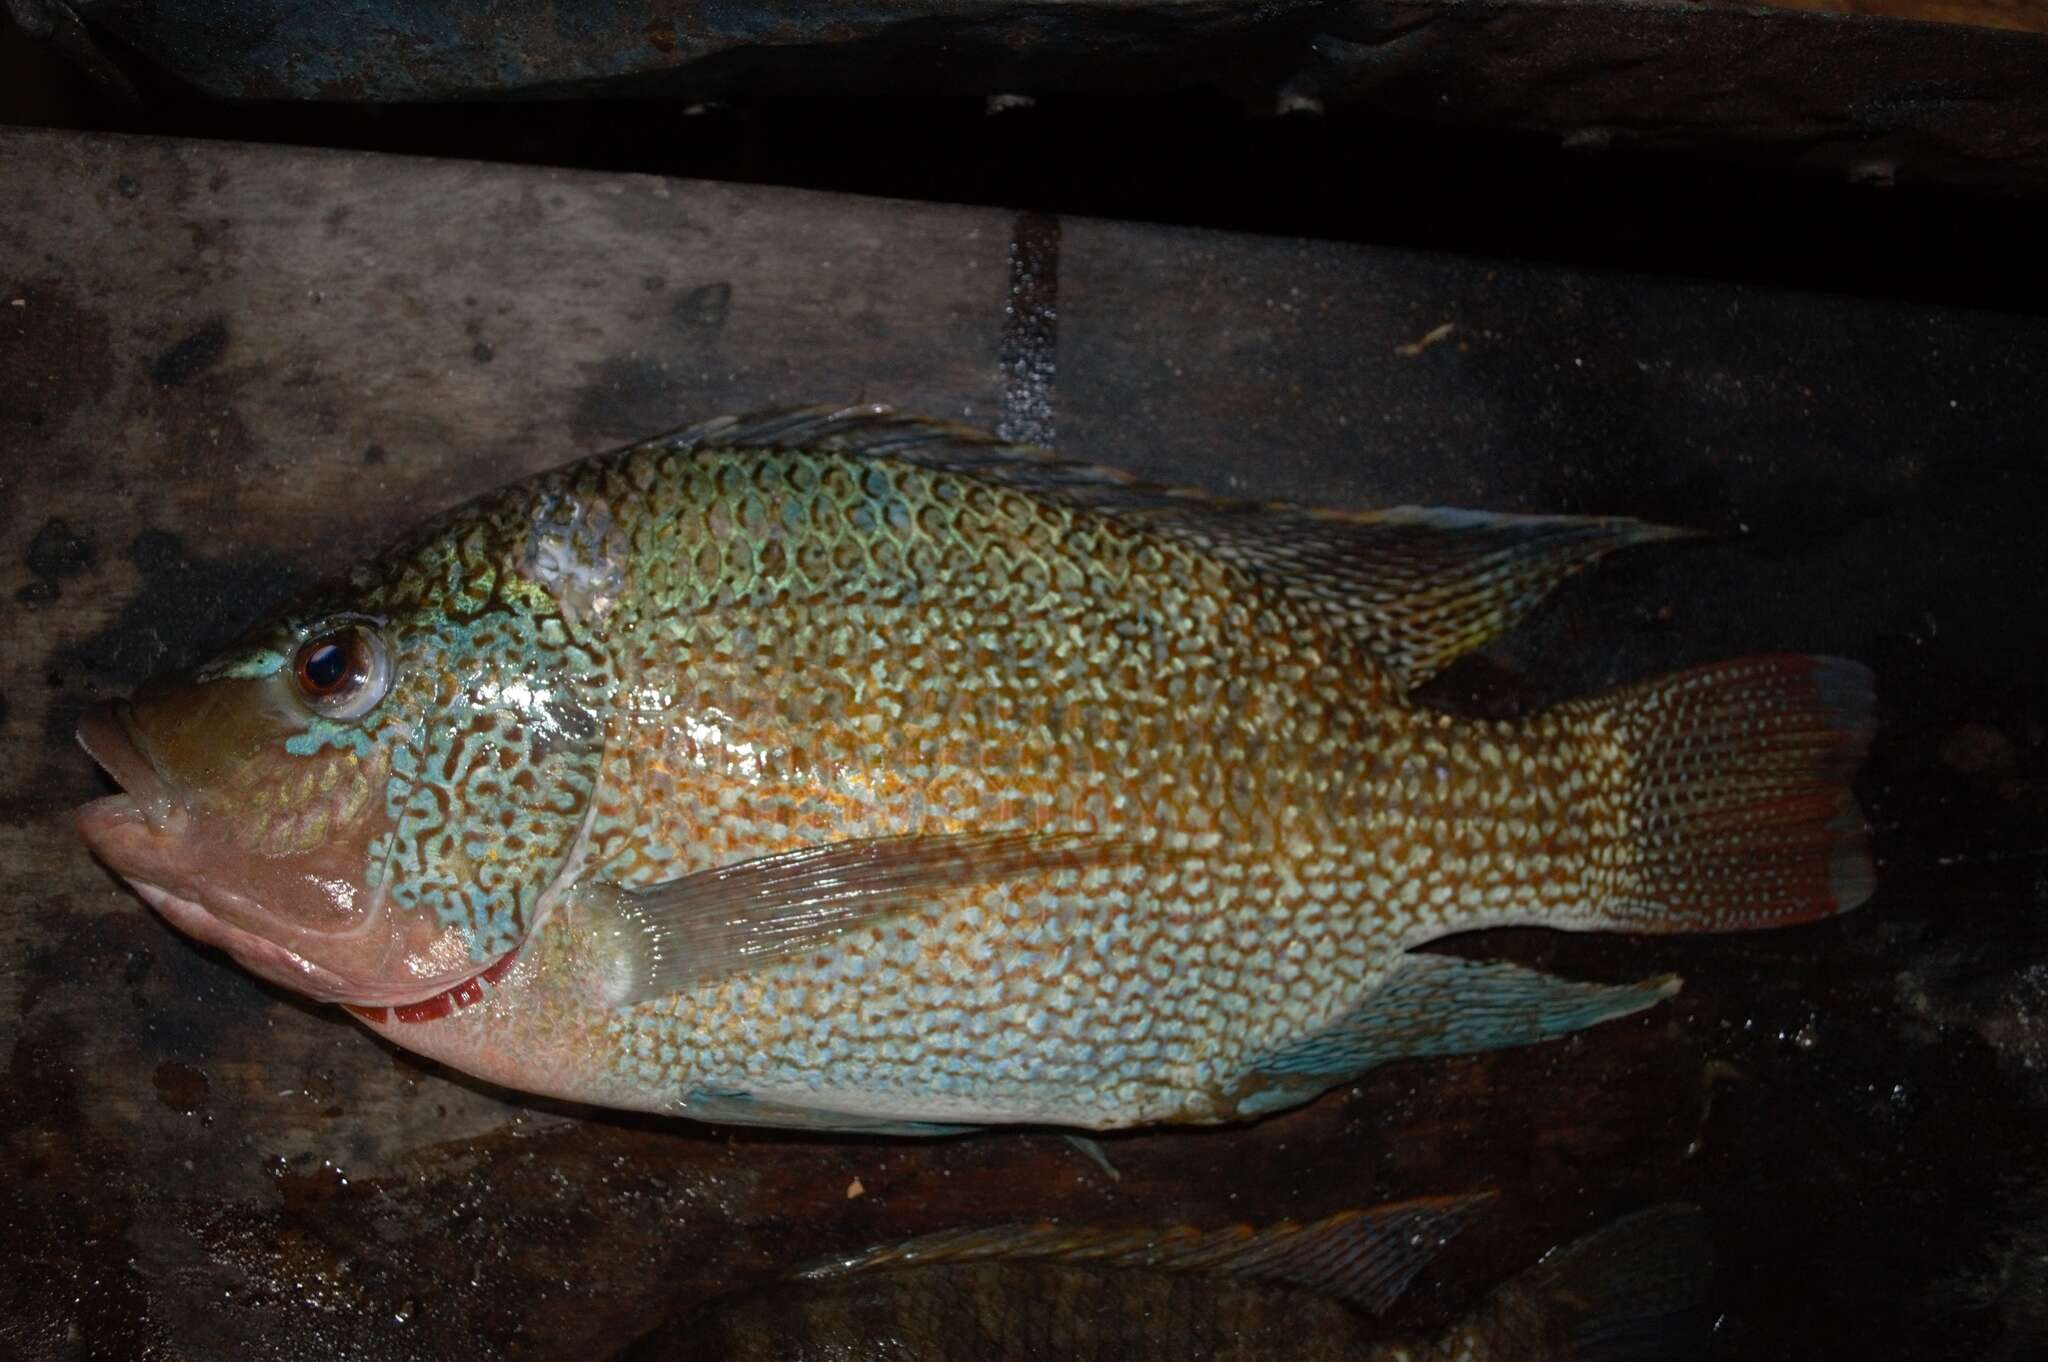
[794,1192,1494,1316]
[570,828,1147,1007]
[648,405,1690,692]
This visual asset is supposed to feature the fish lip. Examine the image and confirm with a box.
[70,709,344,985]
[128,879,499,1008]
[131,880,357,1001]
[73,704,496,1009]
[75,702,179,833]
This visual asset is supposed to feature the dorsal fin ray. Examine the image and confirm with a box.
[794,1191,1494,1316]
[645,405,1691,692]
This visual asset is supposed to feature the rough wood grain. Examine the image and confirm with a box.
[1713,0,2048,32]
[21,1,2048,193]
[3,129,2047,1361]
[47,0,2048,101]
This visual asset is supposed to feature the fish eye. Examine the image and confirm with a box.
[291,624,390,720]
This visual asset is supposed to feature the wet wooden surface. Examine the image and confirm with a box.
[3,129,2047,1360]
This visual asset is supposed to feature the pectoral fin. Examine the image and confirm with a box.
[572,828,1143,1006]
[1234,954,1679,1116]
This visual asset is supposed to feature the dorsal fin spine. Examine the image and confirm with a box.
[634,405,1691,691]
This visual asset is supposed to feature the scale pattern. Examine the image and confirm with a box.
[463,441,1622,1124]
[87,408,1872,1126]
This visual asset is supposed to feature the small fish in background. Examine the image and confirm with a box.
[74,406,1874,1132]
[623,1196,1715,1361]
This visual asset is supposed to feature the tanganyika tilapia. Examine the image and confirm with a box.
[75,406,1874,1132]
[626,1197,1713,1361]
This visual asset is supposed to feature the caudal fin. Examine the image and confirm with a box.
[1500,1204,1716,1362]
[1574,654,1876,931]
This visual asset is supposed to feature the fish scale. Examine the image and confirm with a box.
[75,406,1875,1130]
[528,447,1434,1122]
[418,452,1679,1121]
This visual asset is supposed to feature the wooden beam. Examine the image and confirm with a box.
[3,130,2046,1360]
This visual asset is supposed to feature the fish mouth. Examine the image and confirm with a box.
[72,703,347,995]
[73,703,480,1008]
[97,872,480,1009]
[76,702,182,837]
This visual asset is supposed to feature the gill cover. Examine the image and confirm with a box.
[228,481,616,965]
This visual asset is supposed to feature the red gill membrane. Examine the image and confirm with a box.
[348,949,520,1024]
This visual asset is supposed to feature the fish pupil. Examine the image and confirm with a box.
[298,636,354,695]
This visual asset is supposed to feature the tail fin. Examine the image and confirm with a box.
[1572,654,1876,931]
[1506,1204,1716,1362]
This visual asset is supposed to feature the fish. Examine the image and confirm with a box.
[73,405,1876,1132]
[621,1196,1715,1361]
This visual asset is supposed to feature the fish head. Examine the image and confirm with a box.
[75,502,613,1006]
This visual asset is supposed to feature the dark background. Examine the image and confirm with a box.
[6,17,2047,317]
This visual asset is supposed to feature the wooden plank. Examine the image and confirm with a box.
[4,128,2047,1361]
[46,0,2048,101]
[18,1,2048,192]
[1727,0,2048,32]
[1313,0,2048,194]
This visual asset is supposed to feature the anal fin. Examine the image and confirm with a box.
[1233,954,1679,1117]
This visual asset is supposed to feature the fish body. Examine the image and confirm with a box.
[75,407,1875,1131]
[627,1197,1714,1362]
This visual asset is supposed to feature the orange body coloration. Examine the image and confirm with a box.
[76,407,1875,1132]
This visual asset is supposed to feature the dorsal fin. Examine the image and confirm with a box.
[794,1191,1494,1316]
[646,405,1690,692]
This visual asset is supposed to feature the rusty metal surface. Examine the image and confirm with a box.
[2,129,2047,1360]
